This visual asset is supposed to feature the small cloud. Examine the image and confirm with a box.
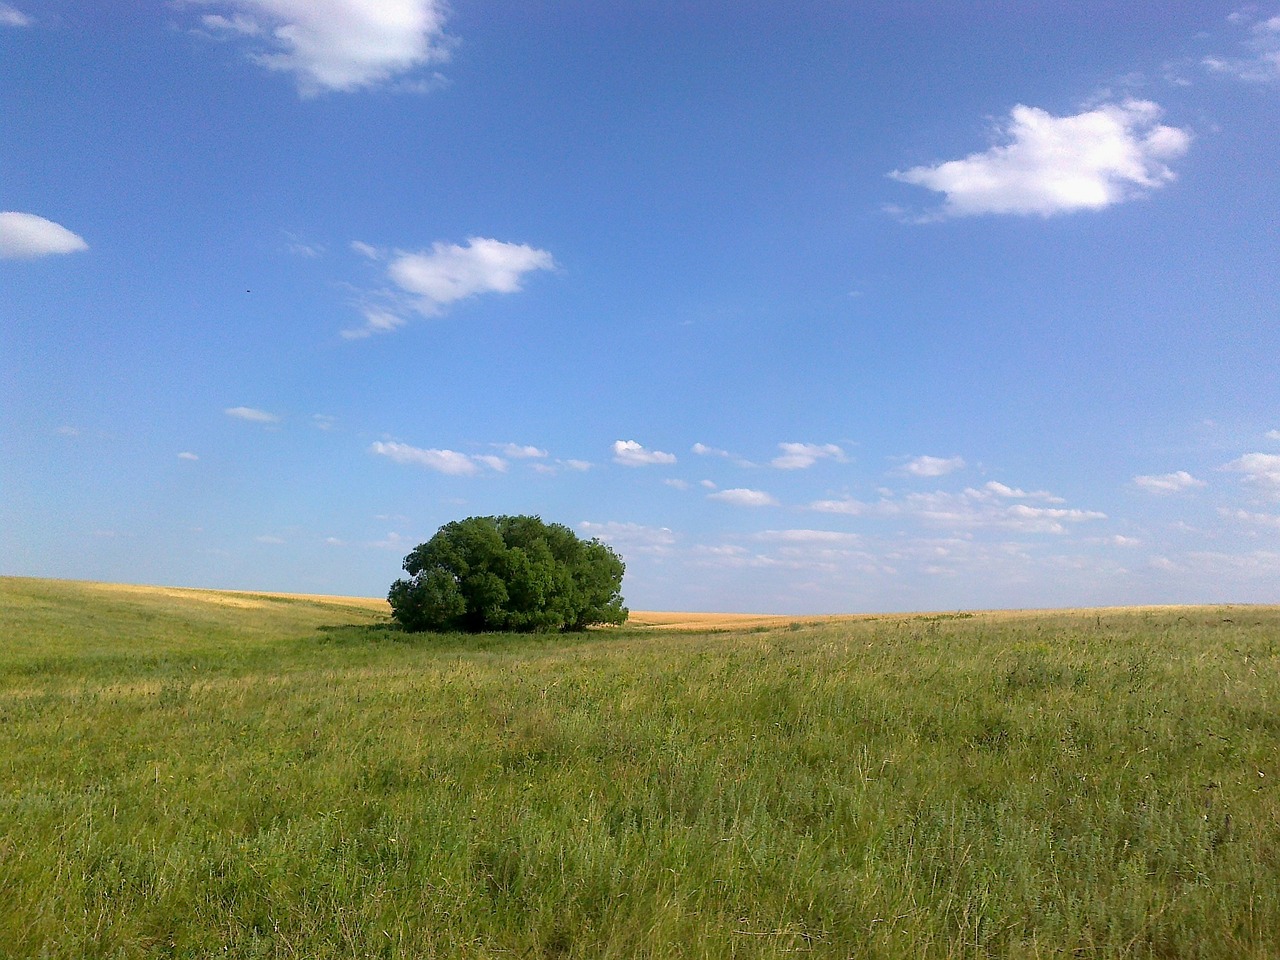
[1132,470,1206,494]
[664,478,690,490]
[0,3,31,27]
[178,452,200,461]
[370,440,506,476]
[283,239,324,258]
[1203,11,1280,82]
[899,455,966,478]
[225,405,280,423]
[708,487,779,507]
[700,479,717,489]
[324,536,346,545]
[255,535,285,545]
[809,497,870,515]
[982,481,1064,503]
[692,442,730,457]
[579,521,677,554]
[351,240,381,259]
[496,443,547,459]
[1221,508,1280,530]
[1223,452,1280,498]
[561,459,592,472]
[343,236,555,337]
[757,529,860,544]
[613,440,677,467]
[1267,429,1280,441]
[890,100,1190,218]
[771,442,847,470]
[185,0,456,97]
[312,414,337,431]
[200,12,261,35]
[0,212,88,259]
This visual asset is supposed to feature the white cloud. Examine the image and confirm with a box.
[312,414,337,430]
[369,441,506,476]
[708,488,779,507]
[1267,429,1280,441]
[692,442,729,457]
[1204,12,1280,82]
[899,455,966,478]
[191,0,455,96]
[178,452,200,461]
[613,440,677,467]
[981,481,1064,503]
[0,212,88,259]
[579,521,676,555]
[562,459,592,472]
[225,405,280,423]
[809,497,871,515]
[1221,508,1280,530]
[255,535,285,545]
[0,3,30,26]
[496,443,547,459]
[757,529,861,544]
[1132,470,1206,494]
[343,237,555,337]
[663,478,690,490]
[771,442,847,470]
[901,487,1106,534]
[351,240,381,259]
[890,100,1190,217]
[1223,452,1280,498]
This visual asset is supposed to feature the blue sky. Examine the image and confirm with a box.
[2,1,1278,613]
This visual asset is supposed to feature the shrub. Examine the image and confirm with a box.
[388,515,628,633]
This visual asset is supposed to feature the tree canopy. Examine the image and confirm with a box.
[387,515,628,633]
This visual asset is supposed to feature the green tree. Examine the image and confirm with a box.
[388,515,628,633]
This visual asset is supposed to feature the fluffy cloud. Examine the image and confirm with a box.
[343,237,555,338]
[1267,429,1280,441]
[1221,508,1280,530]
[192,0,455,96]
[369,441,506,475]
[0,4,31,26]
[178,452,200,461]
[1223,453,1280,498]
[613,440,677,467]
[890,100,1190,217]
[0,212,88,259]
[1204,12,1280,82]
[1132,470,1206,494]
[225,405,280,423]
[708,488,779,507]
[771,442,846,470]
[899,455,966,478]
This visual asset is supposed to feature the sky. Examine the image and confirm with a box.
[2,1,1278,613]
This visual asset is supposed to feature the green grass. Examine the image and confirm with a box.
[2,576,1278,958]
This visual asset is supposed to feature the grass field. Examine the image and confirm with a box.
[1,576,1278,958]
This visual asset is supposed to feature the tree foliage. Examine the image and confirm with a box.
[388,515,628,633]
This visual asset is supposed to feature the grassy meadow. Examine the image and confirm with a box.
[1,576,1278,958]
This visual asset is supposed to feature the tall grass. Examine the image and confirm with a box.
[2,577,1278,958]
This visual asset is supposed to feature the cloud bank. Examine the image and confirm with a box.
[891,100,1190,217]
[0,212,88,259]
[193,0,455,95]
